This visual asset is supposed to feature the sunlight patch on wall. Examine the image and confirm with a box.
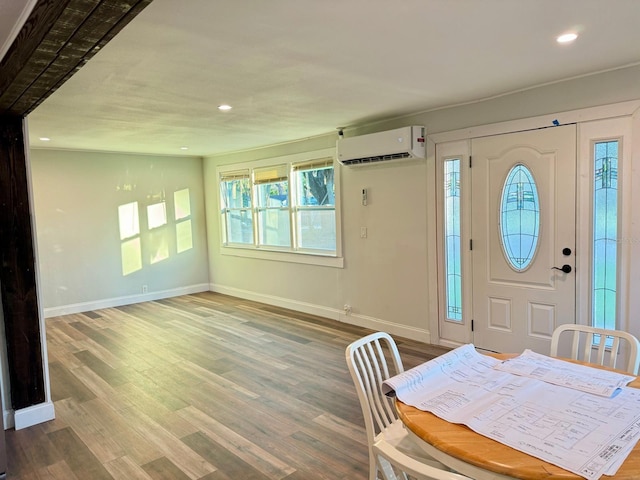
[121,238,142,275]
[176,219,193,253]
[147,202,167,229]
[149,229,169,264]
[174,188,193,253]
[118,189,193,276]
[118,202,142,275]
[118,202,140,239]
[174,188,191,219]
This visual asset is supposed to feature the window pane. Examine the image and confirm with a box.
[220,177,251,209]
[257,208,291,247]
[500,164,540,271]
[256,180,290,247]
[220,175,253,245]
[444,159,462,321]
[592,140,618,330]
[256,181,288,207]
[296,209,336,250]
[296,167,335,206]
[226,210,253,244]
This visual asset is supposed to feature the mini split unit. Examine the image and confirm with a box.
[336,126,426,166]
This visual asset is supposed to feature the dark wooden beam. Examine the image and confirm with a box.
[0,0,153,116]
[0,0,154,412]
[0,114,45,409]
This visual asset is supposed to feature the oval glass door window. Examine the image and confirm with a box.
[500,164,540,271]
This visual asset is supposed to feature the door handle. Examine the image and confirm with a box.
[552,264,572,274]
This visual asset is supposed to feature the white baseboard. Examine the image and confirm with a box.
[210,283,432,343]
[43,284,210,318]
[13,401,55,430]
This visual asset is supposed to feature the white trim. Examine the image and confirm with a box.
[43,283,210,318]
[220,247,344,268]
[216,147,343,263]
[577,118,634,332]
[428,101,640,350]
[429,100,640,144]
[13,401,55,430]
[216,147,336,174]
[210,283,431,343]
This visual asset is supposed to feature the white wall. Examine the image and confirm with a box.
[24,64,640,341]
[204,64,640,342]
[205,146,432,339]
[29,149,210,315]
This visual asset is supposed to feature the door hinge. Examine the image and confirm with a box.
[469,155,472,168]
[470,239,473,250]
[471,319,474,331]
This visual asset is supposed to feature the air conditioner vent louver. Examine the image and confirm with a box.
[336,126,425,167]
[340,152,412,166]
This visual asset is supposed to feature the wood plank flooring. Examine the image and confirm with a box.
[5,292,451,479]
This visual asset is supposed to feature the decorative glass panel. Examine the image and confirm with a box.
[444,158,462,321]
[499,164,540,271]
[592,140,618,331]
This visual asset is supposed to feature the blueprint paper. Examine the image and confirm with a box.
[494,349,634,397]
[383,344,640,479]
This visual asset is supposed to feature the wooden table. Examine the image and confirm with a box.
[396,353,640,480]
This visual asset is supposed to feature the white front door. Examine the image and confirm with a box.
[471,125,577,353]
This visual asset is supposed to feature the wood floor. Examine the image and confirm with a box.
[5,292,450,479]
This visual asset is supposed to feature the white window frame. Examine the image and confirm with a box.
[216,148,343,268]
[291,158,336,254]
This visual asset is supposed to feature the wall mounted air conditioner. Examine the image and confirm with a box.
[336,126,425,166]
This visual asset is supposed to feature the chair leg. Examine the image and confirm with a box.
[376,455,407,480]
[377,456,395,480]
[369,452,378,480]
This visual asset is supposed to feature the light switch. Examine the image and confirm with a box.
[360,227,367,238]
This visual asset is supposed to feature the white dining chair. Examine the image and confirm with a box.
[550,324,640,374]
[345,332,472,480]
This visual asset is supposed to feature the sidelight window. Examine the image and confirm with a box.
[444,158,462,320]
[592,140,618,331]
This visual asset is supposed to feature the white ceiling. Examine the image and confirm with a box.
[0,0,34,60]
[19,0,640,157]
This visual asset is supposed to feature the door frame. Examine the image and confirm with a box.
[428,99,640,347]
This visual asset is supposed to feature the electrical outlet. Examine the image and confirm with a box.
[343,304,352,315]
[142,285,148,294]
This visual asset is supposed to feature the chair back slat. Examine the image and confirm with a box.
[551,324,640,374]
[346,332,404,443]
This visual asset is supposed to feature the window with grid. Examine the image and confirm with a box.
[254,164,291,248]
[219,170,253,245]
[218,156,338,259]
[292,158,335,252]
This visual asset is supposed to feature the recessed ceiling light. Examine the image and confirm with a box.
[218,104,232,111]
[557,32,578,44]
[180,146,189,150]
[39,137,50,141]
